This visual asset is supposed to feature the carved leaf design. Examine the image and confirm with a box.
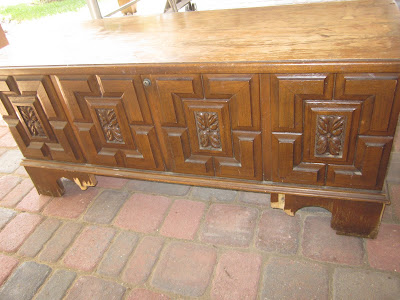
[96,108,124,144]
[208,114,219,130]
[196,113,207,130]
[199,131,209,147]
[329,137,341,155]
[315,115,345,157]
[316,135,328,155]
[209,131,221,148]
[18,106,46,137]
[331,116,344,136]
[317,116,329,135]
[194,111,222,150]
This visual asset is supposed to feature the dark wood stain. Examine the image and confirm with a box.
[0,0,399,238]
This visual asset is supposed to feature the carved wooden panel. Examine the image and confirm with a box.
[0,76,84,162]
[195,112,221,150]
[271,74,333,184]
[55,75,163,170]
[271,73,399,189]
[326,136,393,189]
[335,74,400,135]
[148,74,262,180]
[303,101,362,165]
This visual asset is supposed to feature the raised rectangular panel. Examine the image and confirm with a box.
[303,100,362,165]
[326,136,393,190]
[272,132,326,185]
[335,73,400,135]
[0,75,84,162]
[271,73,399,189]
[271,74,334,132]
[151,74,262,181]
[56,75,164,170]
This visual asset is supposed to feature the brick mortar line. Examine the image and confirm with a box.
[1,235,400,299]
[115,233,146,283]
[107,190,135,226]
[140,237,169,294]
[40,220,86,266]
[192,200,211,242]
[155,194,178,236]
[0,209,18,232]
[2,187,400,298]
[0,177,34,208]
[256,254,273,300]
[31,264,60,300]
[327,262,337,300]
[68,186,103,224]
[92,227,120,274]
[199,244,225,300]
[250,206,262,249]
[296,211,307,257]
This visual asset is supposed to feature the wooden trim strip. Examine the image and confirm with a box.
[1,61,400,76]
[21,159,388,203]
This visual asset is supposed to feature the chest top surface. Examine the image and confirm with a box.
[0,0,399,67]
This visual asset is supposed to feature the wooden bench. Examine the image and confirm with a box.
[0,0,399,238]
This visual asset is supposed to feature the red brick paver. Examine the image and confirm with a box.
[63,225,115,271]
[0,126,8,138]
[0,175,21,199]
[39,222,83,263]
[257,209,300,254]
[238,191,270,205]
[65,276,126,300]
[16,189,52,212]
[152,242,217,297]
[0,132,17,148]
[261,256,330,300]
[160,199,206,240]
[96,175,128,189]
[18,218,61,257]
[211,251,262,300]
[302,215,364,265]
[43,185,98,219]
[389,183,400,221]
[122,236,164,285]
[0,212,42,252]
[201,204,258,247]
[114,193,171,233]
[0,208,15,230]
[367,223,400,272]
[333,267,400,299]
[0,178,34,207]
[126,289,170,300]
[97,231,138,277]
[0,254,19,285]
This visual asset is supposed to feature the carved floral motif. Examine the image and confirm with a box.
[316,115,345,156]
[18,106,46,137]
[96,108,124,144]
[195,112,221,150]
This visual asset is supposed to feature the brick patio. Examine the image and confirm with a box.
[0,116,399,299]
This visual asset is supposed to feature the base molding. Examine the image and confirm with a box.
[271,194,385,238]
[21,159,388,238]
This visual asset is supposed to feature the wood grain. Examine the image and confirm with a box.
[1,0,399,238]
[0,0,399,67]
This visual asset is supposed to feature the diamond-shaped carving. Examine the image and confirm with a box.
[18,106,47,138]
[272,73,398,189]
[315,115,346,157]
[56,75,164,170]
[96,108,124,144]
[195,112,221,150]
[0,75,84,162]
[150,74,262,181]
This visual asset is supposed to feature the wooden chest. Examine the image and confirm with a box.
[0,0,399,238]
